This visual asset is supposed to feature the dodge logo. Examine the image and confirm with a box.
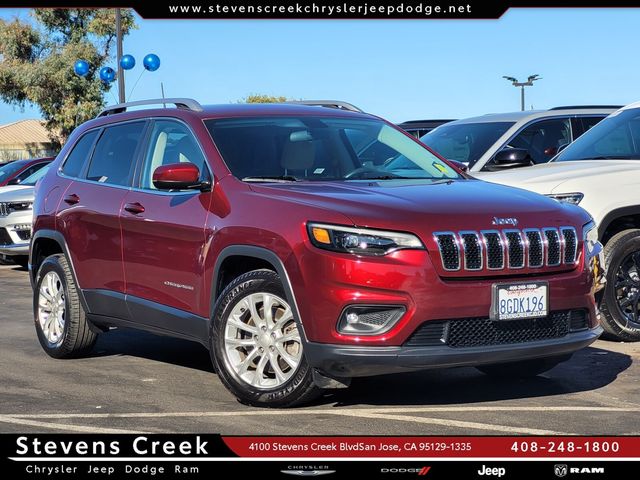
[554,464,568,478]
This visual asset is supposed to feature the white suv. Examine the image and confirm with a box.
[474,102,640,341]
[0,166,49,268]
[421,106,618,172]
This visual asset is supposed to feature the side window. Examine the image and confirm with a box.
[61,130,99,178]
[86,122,145,186]
[580,116,606,135]
[506,119,571,164]
[140,120,208,190]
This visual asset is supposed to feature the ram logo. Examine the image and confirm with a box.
[554,465,568,477]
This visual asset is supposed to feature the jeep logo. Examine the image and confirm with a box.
[492,217,518,227]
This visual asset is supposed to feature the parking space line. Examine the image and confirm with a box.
[0,415,142,434]
[5,405,640,420]
[333,411,569,435]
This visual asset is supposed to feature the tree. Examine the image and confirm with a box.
[0,9,135,146]
[241,94,289,103]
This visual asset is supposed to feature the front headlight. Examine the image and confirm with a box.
[546,192,584,205]
[8,202,33,212]
[307,222,424,256]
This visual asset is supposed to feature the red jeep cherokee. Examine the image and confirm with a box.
[30,99,603,407]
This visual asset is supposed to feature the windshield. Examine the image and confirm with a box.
[420,121,514,167]
[205,117,459,182]
[21,164,50,186]
[556,108,640,161]
[0,161,28,181]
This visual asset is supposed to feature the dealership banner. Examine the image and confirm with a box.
[1,434,638,478]
[3,1,640,19]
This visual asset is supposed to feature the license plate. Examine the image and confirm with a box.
[491,282,548,320]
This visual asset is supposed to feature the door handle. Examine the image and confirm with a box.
[63,194,80,205]
[124,202,145,215]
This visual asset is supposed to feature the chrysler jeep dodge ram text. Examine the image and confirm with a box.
[30,99,603,406]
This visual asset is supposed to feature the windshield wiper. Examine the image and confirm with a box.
[242,175,300,183]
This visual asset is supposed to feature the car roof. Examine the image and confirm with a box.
[444,107,619,125]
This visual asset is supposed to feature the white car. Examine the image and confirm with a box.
[0,166,49,268]
[421,106,618,172]
[474,102,640,341]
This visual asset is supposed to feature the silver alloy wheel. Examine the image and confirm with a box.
[224,292,302,389]
[38,271,66,345]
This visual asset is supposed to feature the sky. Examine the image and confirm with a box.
[1,8,639,124]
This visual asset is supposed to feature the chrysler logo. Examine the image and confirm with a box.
[492,216,518,227]
[281,471,336,476]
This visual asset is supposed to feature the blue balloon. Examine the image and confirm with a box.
[120,54,136,70]
[74,59,90,77]
[143,54,160,72]
[99,66,116,83]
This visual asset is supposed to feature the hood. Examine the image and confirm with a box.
[249,178,590,234]
[0,185,35,203]
[473,160,640,194]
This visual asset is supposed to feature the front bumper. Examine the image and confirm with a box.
[305,326,602,378]
[0,242,29,256]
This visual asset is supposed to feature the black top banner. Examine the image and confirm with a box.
[2,1,640,20]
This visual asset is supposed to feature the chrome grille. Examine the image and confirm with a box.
[505,230,525,269]
[561,227,578,264]
[0,203,9,217]
[434,227,579,273]
[544,228,561,266]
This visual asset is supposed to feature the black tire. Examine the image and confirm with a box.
[210,269,322,407]
[13,256,29,269]
[476,354,571,378]
[33,254,97,358]
[599,229,640,342]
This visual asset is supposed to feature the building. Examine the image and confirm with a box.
[0,119,56,164]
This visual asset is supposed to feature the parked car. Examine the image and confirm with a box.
[397,119,455,138]
[474,101,640,341]
[30,98,602,407]
[0,157,52,187]
[0,165,50,268]
[421,106,619,173]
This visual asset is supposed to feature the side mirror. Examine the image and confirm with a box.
[7,178,21,186]
[446,159,468,172]
[491,148,534,170]
[152,163,208,191]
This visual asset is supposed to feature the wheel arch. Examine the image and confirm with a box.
[211,245,308,342]
[30,229,90,313]
[598,206,640,246]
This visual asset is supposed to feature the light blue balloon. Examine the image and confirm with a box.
[143,54,160,72]
[99,66,116,83]
[74,59,90,77]
[120,54,136,70]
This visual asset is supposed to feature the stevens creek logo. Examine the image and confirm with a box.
[281,466,335,476]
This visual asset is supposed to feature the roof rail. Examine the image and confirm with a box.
[286,100,364,113]
[549,105,623,111]
[97,98,204,117]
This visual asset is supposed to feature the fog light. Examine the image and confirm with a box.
[337,305,405,335]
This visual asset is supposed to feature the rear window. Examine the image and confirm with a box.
[85,122,145,186]
[61,130,99,178]
[0,160,28,181]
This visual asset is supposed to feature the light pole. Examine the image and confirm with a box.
[115,8,125,103]
[503,74,541,111]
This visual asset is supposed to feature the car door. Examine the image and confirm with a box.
[120,119,213,323]
[56,121,146,304]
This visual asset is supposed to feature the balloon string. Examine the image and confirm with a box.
[128,69,146,101]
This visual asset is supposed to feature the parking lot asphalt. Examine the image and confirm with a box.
[1,263,640,435]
